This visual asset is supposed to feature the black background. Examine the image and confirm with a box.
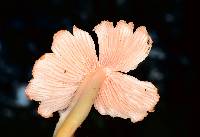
[0,0,198,137]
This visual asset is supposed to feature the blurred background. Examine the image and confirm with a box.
[0,0,198,137]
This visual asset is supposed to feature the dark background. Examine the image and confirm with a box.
[0,0,198,137]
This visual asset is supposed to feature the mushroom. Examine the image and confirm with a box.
[25,20,159,137]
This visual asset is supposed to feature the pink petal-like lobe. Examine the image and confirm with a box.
[26,27,98,118]
[94,72,159,122]
[94,20,153,73]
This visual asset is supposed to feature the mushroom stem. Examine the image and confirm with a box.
[54,68,106,137]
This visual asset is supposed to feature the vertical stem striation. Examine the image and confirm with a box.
[54,68,106,137]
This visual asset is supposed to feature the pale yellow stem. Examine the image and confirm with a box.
[54,68,106,137]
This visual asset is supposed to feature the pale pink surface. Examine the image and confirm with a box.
[25,20,159,122]
[26,27,98,118]
[94,20,152,73]
[94,72,159,122]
